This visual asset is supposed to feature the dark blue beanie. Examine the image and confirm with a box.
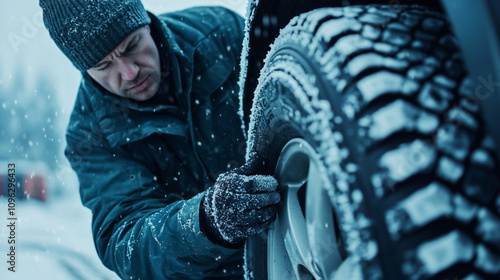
[40,0,151,71]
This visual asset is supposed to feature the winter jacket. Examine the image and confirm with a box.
[64,6,246,279]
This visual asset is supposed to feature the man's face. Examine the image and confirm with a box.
[87,25,161,101]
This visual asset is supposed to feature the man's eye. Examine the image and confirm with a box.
[97,62,110,71]
[126,42,138,53]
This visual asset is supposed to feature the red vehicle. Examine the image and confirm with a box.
[0,161,49,202]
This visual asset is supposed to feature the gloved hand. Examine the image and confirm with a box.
[200,157,281,247]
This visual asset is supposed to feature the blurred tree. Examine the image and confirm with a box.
[0,66,64,170]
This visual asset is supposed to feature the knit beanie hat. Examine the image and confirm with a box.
[40,0,151,71]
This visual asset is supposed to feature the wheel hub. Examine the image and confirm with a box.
[269,138,343,279]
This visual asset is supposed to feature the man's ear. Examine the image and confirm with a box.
[146,25,151,33]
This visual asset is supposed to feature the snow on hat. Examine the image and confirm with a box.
[40,0,151,71]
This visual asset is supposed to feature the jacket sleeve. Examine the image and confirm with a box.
[65,91,241,280]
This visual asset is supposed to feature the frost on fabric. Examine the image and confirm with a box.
[112,220,138,262]
[205,172,279,244]
[147,212,165,249]
[111,197,209,275]
[61,0,130,48]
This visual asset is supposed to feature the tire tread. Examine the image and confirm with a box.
[284,5,500,280]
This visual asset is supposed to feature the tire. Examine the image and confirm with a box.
[244,4,500,280]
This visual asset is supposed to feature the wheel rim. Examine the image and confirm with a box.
[269,138,343,279]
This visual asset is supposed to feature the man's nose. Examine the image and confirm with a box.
[117,58,139,81]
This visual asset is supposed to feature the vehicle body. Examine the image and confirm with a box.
[238,1,500,279]
[0,161,49,202]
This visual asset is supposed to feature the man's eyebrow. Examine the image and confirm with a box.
[122,34,140,52]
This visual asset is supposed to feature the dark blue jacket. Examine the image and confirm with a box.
[65,6,246,279]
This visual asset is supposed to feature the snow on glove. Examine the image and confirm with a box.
[200,163,280,247]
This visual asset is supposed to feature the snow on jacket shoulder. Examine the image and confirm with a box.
[64,6,246,280]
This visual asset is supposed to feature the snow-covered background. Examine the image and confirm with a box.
[0,1,246,279]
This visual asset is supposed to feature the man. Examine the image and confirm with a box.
[39,0,280,279]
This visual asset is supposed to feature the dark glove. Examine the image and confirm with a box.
[200,158,280,247]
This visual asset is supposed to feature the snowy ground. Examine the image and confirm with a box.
[0,186,119,280]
